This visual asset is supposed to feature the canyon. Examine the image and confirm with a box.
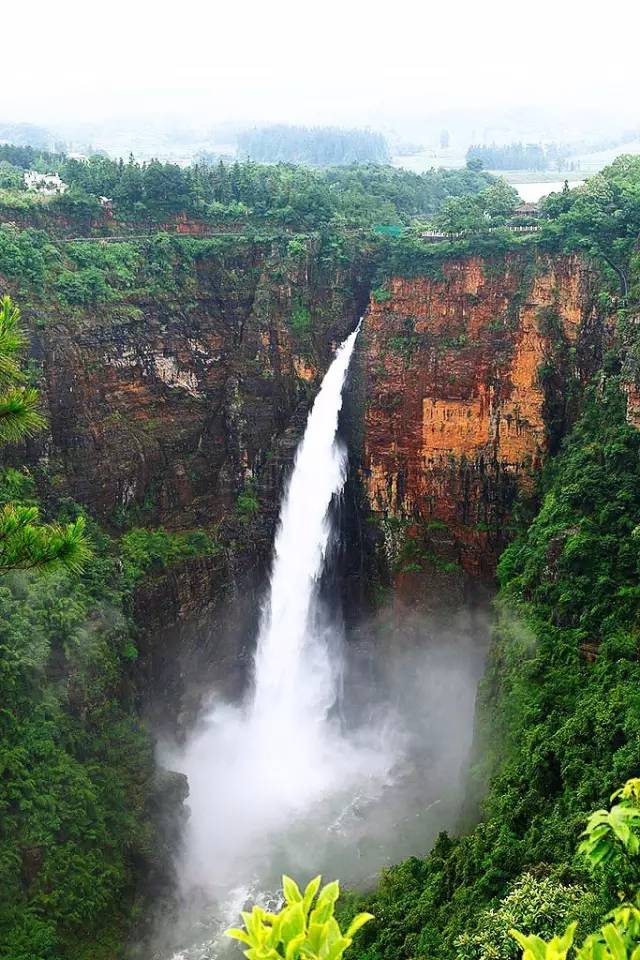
[1,223,631,959]
[21,243,608,643]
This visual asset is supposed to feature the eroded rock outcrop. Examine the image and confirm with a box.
[34,240,371,527]
[358,253,607,584]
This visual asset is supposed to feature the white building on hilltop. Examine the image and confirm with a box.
[24,171,67,195]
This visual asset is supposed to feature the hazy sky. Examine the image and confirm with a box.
[5,0,639,137]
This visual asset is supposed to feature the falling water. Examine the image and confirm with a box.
[162,322,486,960]
[171,324,394,907]
[251,322,360,738]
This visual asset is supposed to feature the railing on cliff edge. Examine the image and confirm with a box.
[57,223,543,244]
[418,224,542,243]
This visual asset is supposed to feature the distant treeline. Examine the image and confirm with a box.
[0,143,64,172]
[33,154,492,228]
[236,125,391,166]
[466,141,570,171]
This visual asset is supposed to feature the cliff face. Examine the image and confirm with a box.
[358,253,607,585]
[33,239,370,528]
[16,237,373,722]
[14,243,610,703]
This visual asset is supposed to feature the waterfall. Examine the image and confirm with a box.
[163,321,487,960]
[173,323,393,902]
[251,322,360,735]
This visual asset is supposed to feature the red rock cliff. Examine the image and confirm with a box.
[359,253,606,581]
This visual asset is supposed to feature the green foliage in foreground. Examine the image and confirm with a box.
[0,294,45,444]
[0,295,89,576]
[510,779,640,959]
[227,875,373,960]
[455,873,599,960]
[341,382,640,958]
[0,296,202,958]
[0,504,214,957]
[229,780,640,960]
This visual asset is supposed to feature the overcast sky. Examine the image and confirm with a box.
[4,0,639,138]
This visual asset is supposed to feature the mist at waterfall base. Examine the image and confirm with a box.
[156,327,487,959]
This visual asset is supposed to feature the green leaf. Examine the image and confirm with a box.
[323,937,351,960]
[602,923,628,960]
[310,881,340,925]
[283,875,303,904]
[509,929,550,960]
[303,875,322,917]
[345,913,374,939]
[225,927,253,945]
[285,933,306,960]
[281,902,305,945]
[306,921,327,954]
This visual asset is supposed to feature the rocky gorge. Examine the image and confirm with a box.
[20,241,610,670]
[2,186,637,957]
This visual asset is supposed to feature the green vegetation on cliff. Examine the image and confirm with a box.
[371,154,640,309]
[341,382,640,958]
[0,298,206,959]
[540,155,640,300]
[0,148,495,231]
[2,146,640,959]
[0,496,215,959]
[58,155,493,227]
[0,510,157,959]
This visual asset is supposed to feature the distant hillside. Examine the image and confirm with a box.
[237,124,390,166]
[0,121,53,150]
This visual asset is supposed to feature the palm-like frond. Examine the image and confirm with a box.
[0,296,91,577]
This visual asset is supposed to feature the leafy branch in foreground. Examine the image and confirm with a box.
[0,295,45,442]
[226,875,373,960]
[0,294,90,574]
[509,779,640,960]
[0,504,89,574]
[579,778,640,867]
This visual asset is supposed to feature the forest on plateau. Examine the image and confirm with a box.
[236,125,391,166]
[1,148,640,959]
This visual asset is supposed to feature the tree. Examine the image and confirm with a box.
[0,161,26,191]
[540,156,640,299]
[510,781,640,959]
[483,179,519,217]
[0,297,43,444]
[455,874,598,960]
[226,875,373,960]
[0,295,89,574]
[435,195,486,232]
